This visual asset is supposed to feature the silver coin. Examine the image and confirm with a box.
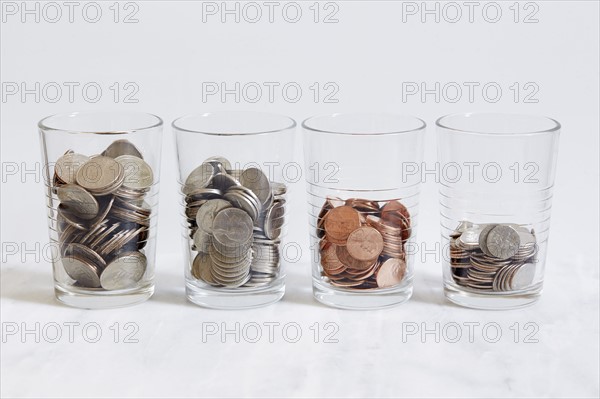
[102,139,143,159]
[212,172,240,192]
[212,208,253,248]
[56,184,99,220]
[223,190,260,221]
[57,204,86,230]
[64,243,106,269]
[193,228,212,253]
[115,155,154,191]
[264,202,285,240]
[510,262,536,290]
[55,153,90,185]
[62,256,101,288]
[192,252,216,284]
[271,182,287,196]
[100,252,147,290]
[195,199,232,232]
[76,156,124,193]
[184,163,214,195]
[203,156,232,172]
[457,226,481,249]
[239,168,271,207]
[478,224,497,257]
[486,225,520,260]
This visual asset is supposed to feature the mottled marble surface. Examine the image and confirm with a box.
[2,250,598,398]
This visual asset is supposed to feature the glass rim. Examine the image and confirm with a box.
[436,112,561,136]
[171,111,297,136]
[301,112,427,136]
[38,111,163,135]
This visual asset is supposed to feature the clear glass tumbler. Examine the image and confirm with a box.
[436,113,561,309]
[173,111,295,309]
[38,111,163,309]
[302,113,426,309]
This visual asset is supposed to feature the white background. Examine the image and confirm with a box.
[1,1,599,398]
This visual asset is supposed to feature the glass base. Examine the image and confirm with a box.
[312,278,413,310]
[55,283,154,309]
[444,282,542,310]
[186,277,285,309]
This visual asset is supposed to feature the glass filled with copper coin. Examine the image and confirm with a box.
[302,113,426,309]
[173,112,295,309]
[437,113,560,310]
[38,112,163,308]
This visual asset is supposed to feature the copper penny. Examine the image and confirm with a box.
[346,226,384,262]
[345,198,380,214]
[320,242,345,272]
[381,200,411,224]
[376,258,407,288]
[324,206,361,244]
[336,245,374,271]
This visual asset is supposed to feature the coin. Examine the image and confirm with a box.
[184,163,215,195]
[346,226,384,262]
[195,199,233,232]
[102,139,143,159]
[56,184,99,220]
[212,208,254,248]
[239,168,271,207]
[264,201,285,240]
[381,200,411,225]
[324,206,361,244]
[100,252,147,290]
[76,156,124,194]
[376,258,406,288]
[62,255,101,288]
[115,155,154,191]
[486,225,520,260]
[55,153,90,185]
[478,224,497,257]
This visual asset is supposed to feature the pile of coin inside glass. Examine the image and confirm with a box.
[183,157,286,288]
[52,140,153,290]
[449,222,538,292]
[317,197,411,289]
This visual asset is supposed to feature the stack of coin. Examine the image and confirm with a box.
[317,197,411,289]
[184,157,287,288]
[449,222,538,292]
[53,139,153,290]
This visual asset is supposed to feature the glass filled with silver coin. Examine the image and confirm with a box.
[38,112,163,308]
[437,113,561,309]
[173,111,295,309]
[302,113,426,309]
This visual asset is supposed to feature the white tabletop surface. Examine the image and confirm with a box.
[2,249,598,398]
